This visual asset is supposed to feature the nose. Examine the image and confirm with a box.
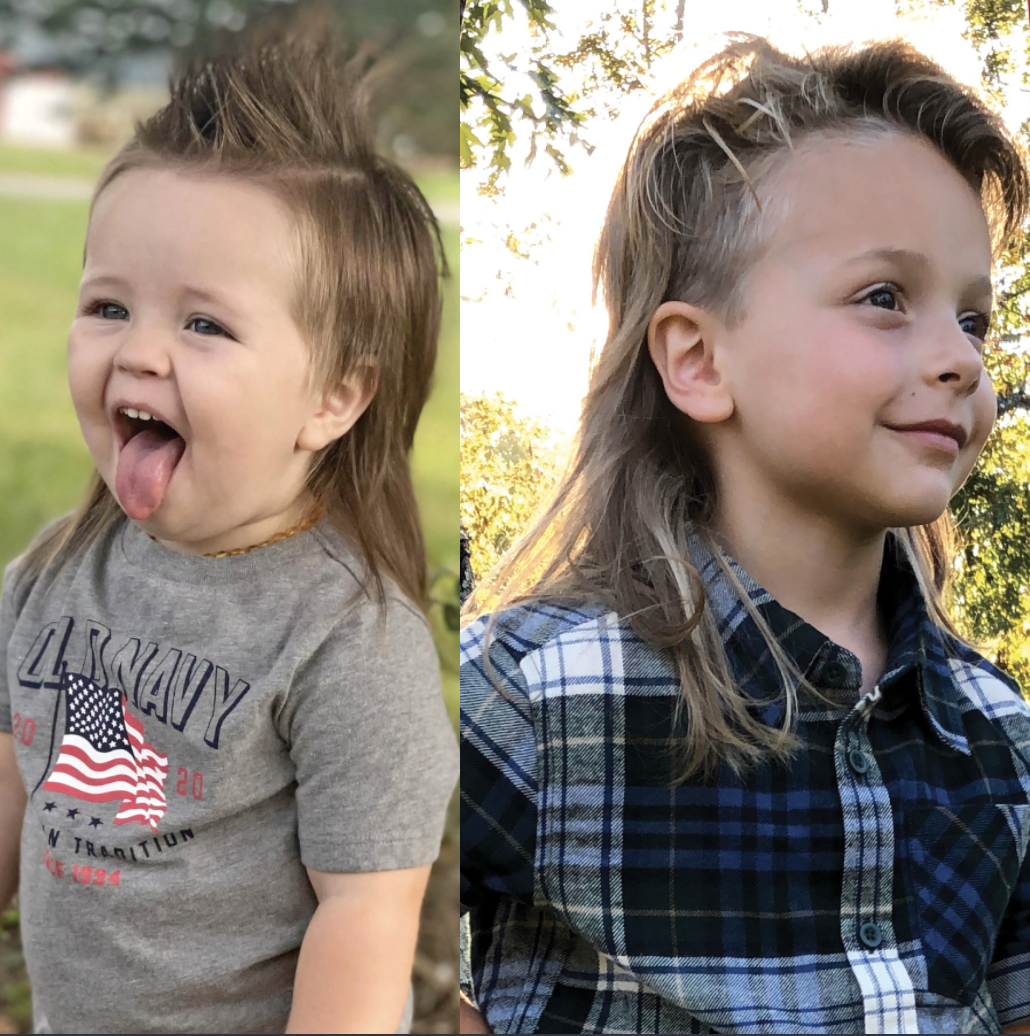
[114,321,173,378]
[923,317,984,397]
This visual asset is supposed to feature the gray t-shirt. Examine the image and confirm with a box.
[0,516,458,1034]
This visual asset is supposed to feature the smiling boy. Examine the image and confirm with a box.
[647,130,998,698]
[460,37,1030,1036]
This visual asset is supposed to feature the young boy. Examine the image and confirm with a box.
[0,17,457,1035]
[460,35,1030,1035]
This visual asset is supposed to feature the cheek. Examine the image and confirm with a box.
[819,329,907,410]
[971,374,997,450]
[743,326,896,429]
[66,333,105,412]
[195,380,299,464]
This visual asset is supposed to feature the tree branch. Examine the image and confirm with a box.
[997,390,1030,417]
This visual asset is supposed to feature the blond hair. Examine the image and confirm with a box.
[467,35,1029,779]
[26,7,444,610]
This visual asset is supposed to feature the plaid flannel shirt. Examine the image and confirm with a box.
[460,533,1030,1034]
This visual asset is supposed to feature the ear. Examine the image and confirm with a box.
[296,361,379,453]
[647,300,734,424]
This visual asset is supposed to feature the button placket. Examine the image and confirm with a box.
[847,745,870,775]
[834,686,919,1032]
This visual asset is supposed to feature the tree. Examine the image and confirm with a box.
[549,1,682,122]
[952,413,1030,689]
[959,0,1030,92]
[928,0,1030,688]
[460,0,587,186]
[460,0,696,185]
[0,0,456,158]
[459,392,560,579]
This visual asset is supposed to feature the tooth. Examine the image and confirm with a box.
[125,408,139,418]
[138,411,152,421]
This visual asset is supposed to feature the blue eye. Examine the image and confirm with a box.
[959,312,991,341]
[83,301,231,338]
[863,286,900,310]
[188,317,227,337]
[88,301,128,321]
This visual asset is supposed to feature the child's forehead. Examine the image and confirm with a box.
[84,166,301,276]
[755,130,992,273]
[79,166,311,343]
[91,166,292,229]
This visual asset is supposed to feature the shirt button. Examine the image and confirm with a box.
[848,748,871,775]
[859,921,883,949]
[823,661,848,687]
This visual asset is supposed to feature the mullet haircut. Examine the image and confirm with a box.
[467,34,1029,780]
[27,5,445,610]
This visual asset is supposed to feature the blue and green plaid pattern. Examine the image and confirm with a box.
[460,534,1030,1033]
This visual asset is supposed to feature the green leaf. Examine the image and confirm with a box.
[460,123,483,168]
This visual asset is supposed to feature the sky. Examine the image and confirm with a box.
[460,0,1030,434]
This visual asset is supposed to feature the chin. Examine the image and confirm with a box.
[882,499,952,530]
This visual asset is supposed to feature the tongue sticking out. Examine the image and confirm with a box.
[115,427,186,521]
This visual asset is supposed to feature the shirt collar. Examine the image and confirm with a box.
[686,530,970,754]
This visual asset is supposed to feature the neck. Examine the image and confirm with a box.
[710,486,889,672]
[149,495,320,557]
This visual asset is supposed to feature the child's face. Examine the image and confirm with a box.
[69,168,335,553]
[704,131,996,535]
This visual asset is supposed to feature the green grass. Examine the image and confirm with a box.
[0,142,114,181]
[0,155,458,715]
[412,167,459,204]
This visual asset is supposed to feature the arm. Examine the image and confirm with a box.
[0,732,26,911]
[1003,1024,1030,1033]
[285,864,431,1035]
[460,615,541,1036]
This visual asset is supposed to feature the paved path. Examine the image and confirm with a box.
[0,172,458,222]
[0,172,93,200]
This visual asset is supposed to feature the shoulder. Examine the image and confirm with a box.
[462,600,612,686]
[1,552,33,615]
[300,581,436,687]
[292,520,435,644]
[1,511,82,616]
[941,637,1030,726]
[278,581,449,761]
[287,530,439,705]
[298,521,388,600]
[461,599,668,712]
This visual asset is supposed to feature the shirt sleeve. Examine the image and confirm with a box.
[278,594,458,873]
[0,559,24,733]
[460,614,539,914]
[986,811,1030,1026]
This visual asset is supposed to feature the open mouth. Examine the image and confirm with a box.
[113,406,187,521]
[115,407,182,449]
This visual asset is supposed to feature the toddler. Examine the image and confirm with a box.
[0,17,457,1036]
[461,35,1030,1035]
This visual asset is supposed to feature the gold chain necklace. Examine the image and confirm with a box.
[203,508,324,558]
[148,508,325,558]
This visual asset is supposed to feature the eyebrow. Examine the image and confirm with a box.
[844,247,993,301]
[180,286,248,321]
[78,274,130,294]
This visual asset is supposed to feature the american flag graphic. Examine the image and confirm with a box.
[42,671,169,831]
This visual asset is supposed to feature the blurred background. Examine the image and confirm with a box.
[460,0,1030,690]
[0,1,458,1032]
